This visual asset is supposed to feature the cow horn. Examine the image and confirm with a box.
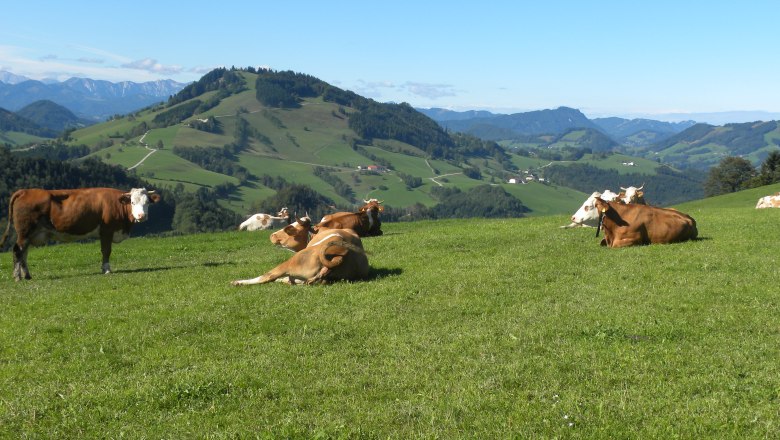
[620,186,627,191]
[638,184,644,190]
[147,190,156,194]
[363,199,370,203]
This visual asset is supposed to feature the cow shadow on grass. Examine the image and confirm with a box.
[366,266,403,281]
[114,261,237,274]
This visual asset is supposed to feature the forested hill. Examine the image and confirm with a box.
[16,100,89,132]
[434,106,599,140]
[0,107,57,138]
[648,121,780,169]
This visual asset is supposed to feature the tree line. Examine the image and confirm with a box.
[704,151,780,196]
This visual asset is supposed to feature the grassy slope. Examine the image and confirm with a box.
[62,73,634,217]
[2,186,780,437]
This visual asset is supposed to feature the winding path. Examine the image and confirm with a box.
[127,131,158,171]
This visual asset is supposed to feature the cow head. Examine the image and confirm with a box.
[270,216,313,252]
[277,207,290,218]
[120,188,160,222]
[360,199,384,213]
[570,192,602,227]
[620,185,644,204]
[600,189,620,202]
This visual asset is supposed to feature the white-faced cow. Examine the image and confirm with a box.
[756,192,780,209]
[239,207,291,231]
[594,197,697,248]
[0,187,160,281]
[619,185,647,204]
[231,228,369,286]
[563,190,621,228]
[314,199,384,237]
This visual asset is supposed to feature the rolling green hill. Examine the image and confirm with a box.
[64,68,591,217]
[648,121,780,169]
[59,68,706,218]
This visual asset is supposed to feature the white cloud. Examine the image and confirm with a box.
[121,58,183,75]
[402,82,456,99]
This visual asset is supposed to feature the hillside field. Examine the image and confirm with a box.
[2,185,780,437]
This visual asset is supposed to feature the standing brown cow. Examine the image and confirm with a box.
[594,197,697,248]
[1,187,160,280]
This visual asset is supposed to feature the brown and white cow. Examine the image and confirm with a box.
[314,199,384,236]
[755,192,780,208]
[239,207,291,231]
[563,190,621,228]
[270,216,364,253]
[232,228,369,285]
[594,197,697,248]
[0,187,160,280]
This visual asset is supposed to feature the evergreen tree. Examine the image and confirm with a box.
[704,156,756,196]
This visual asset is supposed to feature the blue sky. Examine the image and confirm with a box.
[2,1,779,122]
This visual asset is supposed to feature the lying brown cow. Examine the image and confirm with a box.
[0,187,160,280]
[314,199,383,237]
[232,228,369,285]
[594,197,697,248]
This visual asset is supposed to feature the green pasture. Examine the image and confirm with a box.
[130,149,240,190]
[2,131,48,146]
[502,182,587,217]
[2,186,780,437]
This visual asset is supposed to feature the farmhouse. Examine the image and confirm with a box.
[357,165,388,173]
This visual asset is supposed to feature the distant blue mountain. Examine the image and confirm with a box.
[419,107,696,147]
[0,72,188,121]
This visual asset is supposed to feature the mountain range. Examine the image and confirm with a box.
[0,71,188,121]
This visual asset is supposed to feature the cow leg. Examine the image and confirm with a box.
[305,266,331,285]
[12,242,31,281]
[100,232,113,274]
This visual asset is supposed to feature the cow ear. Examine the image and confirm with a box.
[149,193,161,203]
[119,193,131,204]
[378,205,384,212]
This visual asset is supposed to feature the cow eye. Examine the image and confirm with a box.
[584,206,590,211]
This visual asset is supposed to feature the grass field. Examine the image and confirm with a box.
[2,186,780,437]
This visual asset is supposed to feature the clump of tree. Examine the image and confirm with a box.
[703,156,756,196]
[255,69,324,108]
[171,187,242,233]
[190,116,222,134]
[349,102,455,159]
[313,167,354,201]
[12,142,90,161]
[152,101,201,127]
[168,67,246,106]
[172,144,254,184]
[397,172,423,189]
[703,152,780,197]
[430,185,529,219]
[541,162,706,205]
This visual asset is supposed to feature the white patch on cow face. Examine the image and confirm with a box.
[128,188,152,222]
[571,192,602,227]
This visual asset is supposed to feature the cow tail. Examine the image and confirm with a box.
[0,191,19,247]
[318,240,365,269]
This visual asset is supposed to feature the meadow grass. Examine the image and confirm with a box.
[1,191,780,438]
